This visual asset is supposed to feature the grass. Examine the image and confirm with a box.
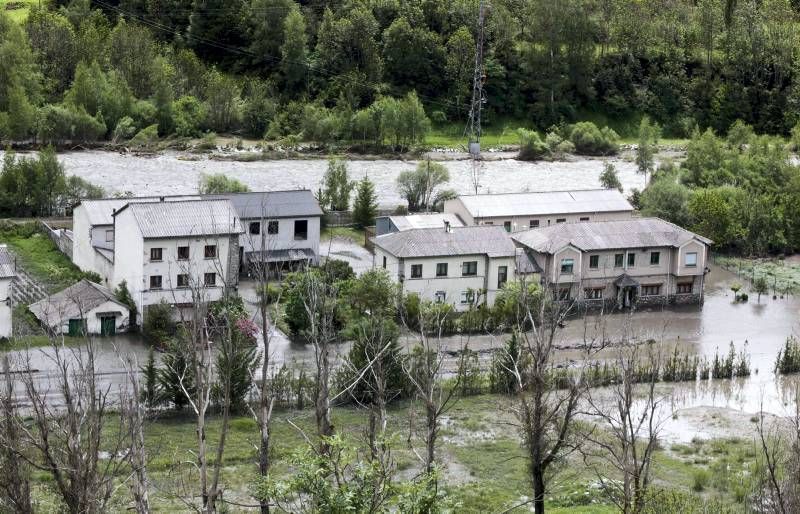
[1,334,85,349]
[321,225,366,246]
[0,225,85,292]
[2,0,38,23]
[716,255,800,295]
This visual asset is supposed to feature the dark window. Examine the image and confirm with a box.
[614,254,624,267]
[556,218,566,223]
[149,275,162,289]
[560,258,574,274]
[503,221,512,232]
[650,251,660,265]
[436,263,448,277]
[497,265,508,288]
[204,273,216,286]
[589,255,599,269]
[584,287,604,299]
[411,264,422,278]
[460,290,475,304]
[382,256,387,269]
[641,284,662,296]
[178,246,189,260]
[249,221,260,235]
[267,220,279,235]
[462,261,478,276]
[204,245,217,259]
[435,291,446,303]
[150,247,162,261]
[529,219,539,228]
[579,217,590,222]
[677,282,693,294]
[554,287,571,301]
[627,253,635,267]
[294,219,308,240]
[177,274,189,288]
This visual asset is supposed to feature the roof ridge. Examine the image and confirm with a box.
[458,188,614,197]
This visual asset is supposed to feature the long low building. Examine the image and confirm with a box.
[372,225,517,310]
[444,189,634,232]
[512,218,712,307]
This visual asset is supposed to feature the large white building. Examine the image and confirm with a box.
[371,225,518,310]
[444,189,634,232]
[110,199,243,322]
[0,246,14,339]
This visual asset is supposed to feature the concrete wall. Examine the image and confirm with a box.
[0,276,11,338]
[240,216,321,264]
[71,204,95,273]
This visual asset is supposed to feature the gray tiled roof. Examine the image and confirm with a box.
[372,225,517,258]
[512,218,713,253]
[0,245,14,278]
[80,196,201,226]
[207,190,323,219]
[455,189,633,218]
[118,199,243,239]
[388,213,464,231]
[29,279,127,324]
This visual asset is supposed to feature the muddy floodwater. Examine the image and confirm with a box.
[0,149,647,208]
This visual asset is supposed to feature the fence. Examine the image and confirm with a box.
[39,220,73,260]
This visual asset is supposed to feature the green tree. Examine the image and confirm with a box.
[198,173,250,194]
[382,17,444,98]
[687,187,742,247]
[639,178,691,227]
[204,69,241,132]
[445,26,475,115]
[599,161,623,192]
[25,7,78,96]
[280,7,308,93]
[108,17,157,98]
[157,338,195,409]
[569,122,620,156]
[636,116,661,184]
[140,347,159,408]
[187,0,247,63]
[396,160,450,212]
[352,175,378,228]
[171,95,206,137]
[321,158,352,211]
[752,276,768,303]
[517,129,549,161]
[5,86,36,140]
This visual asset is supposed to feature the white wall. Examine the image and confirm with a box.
[474,211,632,232]
[71,204,95,273]
[240,216,321,264]
[47,300,129,335]
[0,277,11,338]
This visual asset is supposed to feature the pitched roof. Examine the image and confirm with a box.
[0,245,14,279]
[387,213,464,231]
[29,279,127,325]
[207,190,323,219]
[79,196,201,226]
[454,189,634,218]
[512,218,713,253]
[116,199,243,239]
[372,225,517,258]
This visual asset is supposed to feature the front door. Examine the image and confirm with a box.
[68,318,87,337]
[100,316,116,337]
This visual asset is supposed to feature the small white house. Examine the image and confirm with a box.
[28,279,130,336]
[371,225,518,310]
[110,199,243,324]
[0,246,15,339]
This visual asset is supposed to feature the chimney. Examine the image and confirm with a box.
[444,220,451,233]
[159,196,165,202]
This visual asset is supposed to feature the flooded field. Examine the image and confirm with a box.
[0,150,647,208]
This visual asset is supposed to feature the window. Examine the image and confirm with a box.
[627,253,635,267]
[410,264,422,278]
[641,284,662,296]
[554,287,571,301]
[267,220,279,235]
[560,258,574,274]
[382,256,387,269]
[580,217,590,222]
[589,255,599,269]
[484,221,494,225]
[462,261,478,276]
[176,274,189,288]
[150,247,163,261]
[614,254,624,268]
[584,287,604,299]
[249,221,260,235]
[105,229,113,242]
[436,263,448,277]
[556,218,566,224]
[149,275,162,290]
[503,221,512,232]
[650,251,660,266]
[677,282,693,294]
[529,219,540,228]
[434,291,446,303]
[497,265,508,288]
[685,252,698,267]
[204,272,216,286]
[204,245,217,259]
[294,219,308,240]
[460,290,475,304]
[178,246,189,260]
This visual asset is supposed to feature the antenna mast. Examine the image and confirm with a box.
[467,0,487,157]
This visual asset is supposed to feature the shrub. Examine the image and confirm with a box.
[142,300,175,346]
[692,469,710,492]
[568,121,619,155]
[775,336,800,374]
[172,95,206,137]
[198,172,248,193]
[517,128,549,160]
[36,104,106,144]
[129,124,159,147]
[112,116,137,142]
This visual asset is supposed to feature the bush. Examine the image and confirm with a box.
[517,128,549,160]
[129,124,159,147]
[568,121,619,156]
[198,172,248,193]
[36,104,106,144]
[143,300,175,346]
[692,469,710,492]
[172,95,206,137]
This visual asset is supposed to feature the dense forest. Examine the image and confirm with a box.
[2,0,800,146]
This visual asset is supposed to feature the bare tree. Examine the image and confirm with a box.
[118,352,151,514]
[0,355,32,514]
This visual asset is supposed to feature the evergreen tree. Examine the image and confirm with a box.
[140,347,159,408]
[280,7,307,94]
[157,339,195,410]
[352,174,378,228]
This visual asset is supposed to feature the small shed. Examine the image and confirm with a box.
[29,279,130,336]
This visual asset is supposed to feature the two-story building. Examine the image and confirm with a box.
[371,225,517,310]
[0,245,14,339]
[512,218,712,308]
[444,189,634,232]
[110,199,243,323]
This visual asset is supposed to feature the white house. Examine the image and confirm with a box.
[444,189,634,232]
[28,279,130,336]
[375,213,464,236]
[0,246,14,339]
[512,218,712,307]
[371,225,518,310]
[110,199,243,324]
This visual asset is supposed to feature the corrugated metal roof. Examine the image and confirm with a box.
[29,279,127,325]
[455,189,634,218]
[512,218,712,253]
[0,245,15,278]
[372,225,517,258]
[207,190,323,219]
[388,213,465,231]
[81,196,200,226]
[119,199,243,239]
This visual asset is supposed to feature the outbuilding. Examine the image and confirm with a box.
[29,279,130,336]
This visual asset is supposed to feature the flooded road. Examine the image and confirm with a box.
[0,150,647,208]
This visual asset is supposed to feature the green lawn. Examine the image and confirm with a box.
[0,224,85,292]
[2,0,38,23]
